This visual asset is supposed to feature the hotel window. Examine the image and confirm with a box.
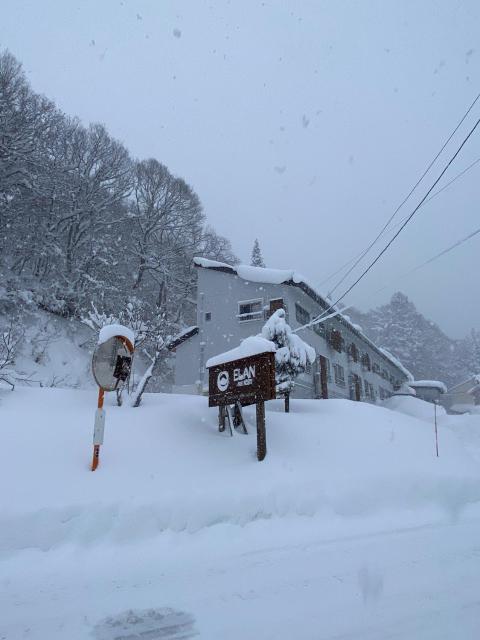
[268,298,285,318]
[325,357,332,382]
[313,321,326,338]
[205,312,211,322]
[333,363,346,386]
[363,378,369,398]
[348,343,359,362]
[361,353,371,371]
[329,329,344,353]
[295,303,310,326]
[238,299,263,322]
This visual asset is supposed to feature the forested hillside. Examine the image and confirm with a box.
[0,49,237,387]
[350,292,480,387]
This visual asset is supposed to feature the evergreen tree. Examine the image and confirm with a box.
[349,292,468,387]
[261,309,315,411]
[250,239,266,267]
[455,329,480,377]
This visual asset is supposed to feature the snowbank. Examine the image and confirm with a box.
[1,387,480,557]
[382,394,446,421]
[8,307,94,389]
[206,335,275,367]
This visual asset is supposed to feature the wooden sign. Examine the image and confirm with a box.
[207,351,276,462]
[208,351,276,408]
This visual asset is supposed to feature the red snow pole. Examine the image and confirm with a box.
[434,401,439,457]
[91,387,105,471]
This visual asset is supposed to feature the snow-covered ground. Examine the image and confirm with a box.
[2,388,480,638]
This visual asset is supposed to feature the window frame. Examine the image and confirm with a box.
[348,342,359,363]
[329,329,344,353]
[313,321,326,338]
[333,363,346,387]
[295,302,311,327]
[237,298,264,322]
[268,297,285,315]
[361,352,371,371]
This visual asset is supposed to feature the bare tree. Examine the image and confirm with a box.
[0,320,24,389]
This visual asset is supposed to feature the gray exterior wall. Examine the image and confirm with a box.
[174,265,408,401]
[173,332,201,394]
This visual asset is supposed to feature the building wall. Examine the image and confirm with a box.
[281,284,405,402]
[174,266,407,400]
[173,332,201,391]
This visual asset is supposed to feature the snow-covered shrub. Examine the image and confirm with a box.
[261,309,315,410]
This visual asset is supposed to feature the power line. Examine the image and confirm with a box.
[326,117,480,312]
[295,116,480,333]
[354,224,480,303]
[405,226,480,275]
[318,156,480,290]
[325,92,480,298]
[293,222,480,334]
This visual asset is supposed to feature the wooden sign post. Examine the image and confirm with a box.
[207,351,276,461]
[90,326,134,471]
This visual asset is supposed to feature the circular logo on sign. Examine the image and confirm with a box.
[217,371,229,392]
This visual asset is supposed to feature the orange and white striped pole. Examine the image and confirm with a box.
[91,387,105,471]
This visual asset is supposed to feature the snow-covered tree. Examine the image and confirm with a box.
[0,47,241,394]
[349,292,466,387]
[0,320,24,389]
[201,225,239,265]
[456,329,480,378]
[261,309,315,411]
[250,239,266,268]
[467,374,480,405]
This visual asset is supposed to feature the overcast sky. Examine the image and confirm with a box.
[1,1,479,337]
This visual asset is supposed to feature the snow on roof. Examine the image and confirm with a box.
[195,256,410,379]
[206,336,275,368]
[377,347,413,384]
[236,264,308,285]
[98,323,135,348]
[379,348,414,382]
[172,325,198,341]
[167,326,199,351]
[409,380,447,394]
[194,257,315,289]
[193,257,233,270]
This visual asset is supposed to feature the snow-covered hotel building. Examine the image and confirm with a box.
[170,258,410,402]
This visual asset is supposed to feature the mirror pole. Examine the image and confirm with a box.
[91,388,105,471]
